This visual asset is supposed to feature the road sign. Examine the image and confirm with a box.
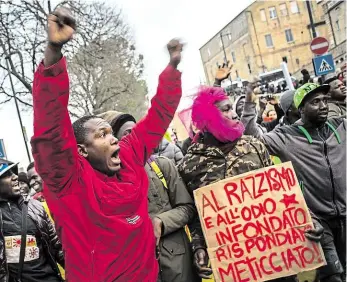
[310,37,329,55]
[0,139,7,159]
[313,53,335,76]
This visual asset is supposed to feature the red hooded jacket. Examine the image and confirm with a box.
[31,58,182,281]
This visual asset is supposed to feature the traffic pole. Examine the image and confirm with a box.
[306,1,317,39]
[281,62,294,91]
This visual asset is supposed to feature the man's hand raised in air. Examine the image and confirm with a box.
[44,7,76,67]
[167,39,184,69]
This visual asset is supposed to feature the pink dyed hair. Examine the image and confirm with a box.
[191,86,244,143]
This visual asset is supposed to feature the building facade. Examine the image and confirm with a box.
[200,0,329,85]
[320,0,346,70]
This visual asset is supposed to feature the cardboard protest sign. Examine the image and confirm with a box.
[194,162,326,282]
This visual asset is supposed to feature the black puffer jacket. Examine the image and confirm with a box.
[0,197,64,282]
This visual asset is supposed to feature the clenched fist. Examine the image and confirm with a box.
[48,7,76,47]
[167,39,184,68]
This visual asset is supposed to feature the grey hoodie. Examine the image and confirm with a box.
[242,102,346,218]
[154,139,183,165]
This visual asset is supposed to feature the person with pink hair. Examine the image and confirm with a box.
[177,85,273,279]
[178,84,324,281]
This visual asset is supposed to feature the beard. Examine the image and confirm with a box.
[192,87,245,143]
[193,100,245,143]
[205,113,245,143]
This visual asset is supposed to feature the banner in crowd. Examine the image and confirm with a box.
[194,162,326,282]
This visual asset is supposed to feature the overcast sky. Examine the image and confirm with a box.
[0,0,253,169]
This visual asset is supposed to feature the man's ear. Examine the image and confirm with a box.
[77,144,88,158]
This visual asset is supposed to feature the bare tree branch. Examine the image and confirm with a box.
[0,0,147,119]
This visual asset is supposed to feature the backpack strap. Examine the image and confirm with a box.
[18,199,29,281]
[298,122,341,144]
[297,126,313,144]
[326,121,341,144]
[147,157,168,190]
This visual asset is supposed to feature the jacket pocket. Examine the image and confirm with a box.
[161,238,185,255]
[160,238,186,282]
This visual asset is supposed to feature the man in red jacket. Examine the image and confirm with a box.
[30,7,183,282]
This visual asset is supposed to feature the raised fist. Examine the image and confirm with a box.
[48,7,76,47]
[167,39,183,68]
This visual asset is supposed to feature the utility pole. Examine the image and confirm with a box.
[220,32,228,65]
[306,1,317,38]
[219,32,233,89]
[4,53,32,163]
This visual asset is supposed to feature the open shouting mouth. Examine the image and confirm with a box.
[111,147,121,166]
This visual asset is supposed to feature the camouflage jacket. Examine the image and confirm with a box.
[178,134,272,251]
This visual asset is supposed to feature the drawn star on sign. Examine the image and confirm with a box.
[280,193,299,208]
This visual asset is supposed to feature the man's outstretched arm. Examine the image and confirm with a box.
[31,8,79,194]
[124,39,183,165]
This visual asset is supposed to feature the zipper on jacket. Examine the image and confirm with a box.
[317,128,339,216]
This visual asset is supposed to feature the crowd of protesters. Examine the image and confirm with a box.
[0,6,345,282]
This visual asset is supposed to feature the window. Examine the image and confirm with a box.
[285,29,294,42]
[336,20,340,31]
[260,9,266,21]
[265,34,274,47]
[269,7,277,19]
[231,51,236,63]
[290,1,299,14]
[279,3,288,16]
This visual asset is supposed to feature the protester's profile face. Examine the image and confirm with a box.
[19,181,30,195]
[235,97,245,117]
[0,170,20,199]
[330,79,346,100]
[116,121,136,140]
[28,166,43,193]
[81,118,121,175]
[301,92,328,124]
[216,99,238,121]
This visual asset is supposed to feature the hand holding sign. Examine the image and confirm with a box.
[194,249,213,279]
[305,218,324,242]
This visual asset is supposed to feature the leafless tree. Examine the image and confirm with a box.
[0,0,147,119]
